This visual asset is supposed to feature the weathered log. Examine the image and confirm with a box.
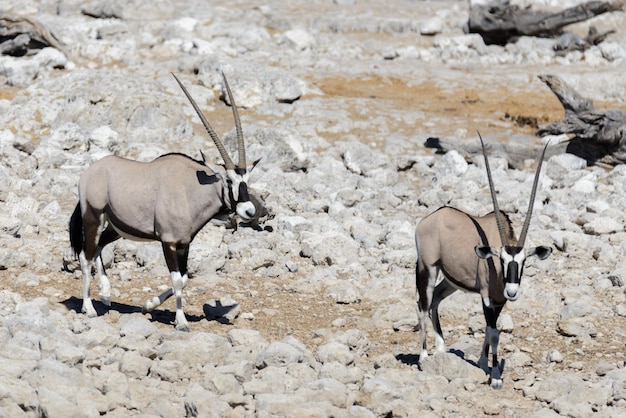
[423,136,567,170]
[0,14,66,57]
[537,74,626,165]
[553,26,616,56]
[467,0,624,45]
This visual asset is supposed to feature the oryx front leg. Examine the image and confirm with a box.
[156,242,191,332]
[170,270,190,332]
[143,273,189,332]
[143,287,174,313]
[479,300,504,389]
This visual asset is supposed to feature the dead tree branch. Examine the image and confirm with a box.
[467,0,624,45]
[537,74,626,165]
[423,136,567,170]
[0,14,66,57]
[553,26,616,55]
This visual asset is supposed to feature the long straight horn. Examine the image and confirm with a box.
[172,73,236,170]
[478,132,509,247]
[221,71,246,170]
[517,140,550,247]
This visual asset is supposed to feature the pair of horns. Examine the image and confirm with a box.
[172,72,246,171]
[478,132,549,247]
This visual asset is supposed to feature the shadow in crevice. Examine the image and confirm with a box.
[565,139,617,166]
[395,353,420,367]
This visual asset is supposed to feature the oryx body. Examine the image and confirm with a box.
[415,136,552,389]
[69,73,259,331]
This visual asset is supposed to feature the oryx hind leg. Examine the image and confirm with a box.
[416,264,438,360]
[79,211,106,317]
[79,250,97,317]
[430,279,457,354]
[94,226,120,306]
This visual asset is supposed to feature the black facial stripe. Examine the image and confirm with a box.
[235,167,247,176]
[506,261,520,284]
[238,182,250,202]
[505,246,523,255]
[228,183,236,209]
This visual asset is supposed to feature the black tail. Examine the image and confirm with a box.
[69,203,83,256]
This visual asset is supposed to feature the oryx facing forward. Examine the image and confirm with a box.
[69,72,261,331]
[415,134,552,388]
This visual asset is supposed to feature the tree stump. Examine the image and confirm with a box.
[537,74,626,166]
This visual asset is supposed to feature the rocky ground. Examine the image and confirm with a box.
[1,0,626,417]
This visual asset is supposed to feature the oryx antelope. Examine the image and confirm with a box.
[69,72,261,331]
[415,135,552,389]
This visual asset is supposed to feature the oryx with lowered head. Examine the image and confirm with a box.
[69,72,262,331]
[414,134,552,388]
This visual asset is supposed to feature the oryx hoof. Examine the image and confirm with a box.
[174,311,189,332]
[99,295,111,307]
[142,296,161,314]
[489,377,503,390]
[175,323,190,332]
[82,305,97,318]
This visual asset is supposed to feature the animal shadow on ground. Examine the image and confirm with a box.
[60,296,232,327]
[396,348,500,375]
[395,349,471,368]
[202,300,238,325]
[395,353,419,366]
[61,296,138,317]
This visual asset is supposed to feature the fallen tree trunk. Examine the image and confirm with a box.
[423,135,567,170]
[467,0,624,45]
[553,25,616,55]
[0,13,66,57]
[536,74,626,166]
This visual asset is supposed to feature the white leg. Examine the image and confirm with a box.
[171,271,189,332]
[79,251,97,317]
[434,333,446,354]
[480,298,504,388]
[143,287,174,313]
[417,304,429,360]
[94,249,111,306]
[478,329,490,372]
[486,325,503,389]
[430,278,456,355]
[417,265,438,360]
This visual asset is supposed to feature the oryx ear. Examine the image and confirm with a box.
[527,245,552,260]
[475,245,499,259]
[250,158,261,172]
[196,171,220,185]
